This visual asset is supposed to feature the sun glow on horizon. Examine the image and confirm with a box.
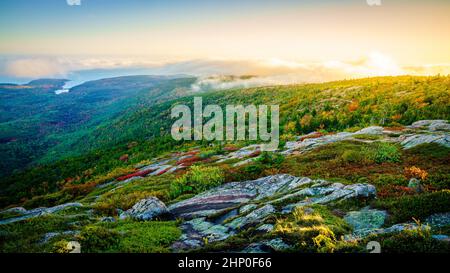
[1,0,450,82]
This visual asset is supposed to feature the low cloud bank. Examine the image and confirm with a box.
[1,53,449,88]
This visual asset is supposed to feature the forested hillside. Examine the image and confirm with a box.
[0,75,448,208]
[0,76,196,177]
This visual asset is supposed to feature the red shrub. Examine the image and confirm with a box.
[223,145,239,152]
[119,154,129,162]
[116,169,153,181]
[378,185,416,198]
[248,150,261,158]
[176,155,202,165]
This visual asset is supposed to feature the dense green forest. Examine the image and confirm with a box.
[0,76,197,177]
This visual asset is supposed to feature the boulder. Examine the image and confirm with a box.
[407,178,423,193]
[429,120,450,132]
[122,197,169,221]
[409,120,449,131]
[344,207,387,236]
[400,134,450,149]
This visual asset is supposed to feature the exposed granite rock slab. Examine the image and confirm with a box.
[0,203,83,225]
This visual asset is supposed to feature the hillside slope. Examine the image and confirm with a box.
[0,75,196,176]
[0,76,449,207]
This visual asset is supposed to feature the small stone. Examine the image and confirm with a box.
[407,178,423,193]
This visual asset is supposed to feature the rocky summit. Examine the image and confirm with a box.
[168,174,376,251]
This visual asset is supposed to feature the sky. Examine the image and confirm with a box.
[0,0,449,83]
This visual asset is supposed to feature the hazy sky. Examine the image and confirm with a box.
[0,0,449,82]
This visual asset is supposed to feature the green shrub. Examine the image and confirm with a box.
[78,225,121,253]
[274,205,351,252]
[78,221,181,253]
[373,174,407,186]
[243,164,264,175]
[407,143,450,159]
[373,190,450,224]
[52,240,71,253]
[425,173,450,190]
[340,150,367,164]
[364,142,401,163]
[0,214,87,253]
[169,166,224,198]
[110,221,181,253]
[257,152,285,167]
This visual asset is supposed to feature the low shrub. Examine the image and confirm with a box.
[407,143,450,159]
[404,166,428,180]
[169,166,224,198]
[373,190,450,224]
[364,142,401,164]
[274,206,351,253]
[78,225,121,253]
[425,173,450,190]
[93,191,159,216]
[366,224,450,253]
[340,150,368,164]
[78,221,181,253]
[373,174,407,187]
[257,152,285,167]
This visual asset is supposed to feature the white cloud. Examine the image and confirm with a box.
[4,58,68,79]
[1,53,449,85]
[67,0,81,6]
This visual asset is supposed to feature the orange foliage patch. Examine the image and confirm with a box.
[404,166,428,180]
[348,100,359,112]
